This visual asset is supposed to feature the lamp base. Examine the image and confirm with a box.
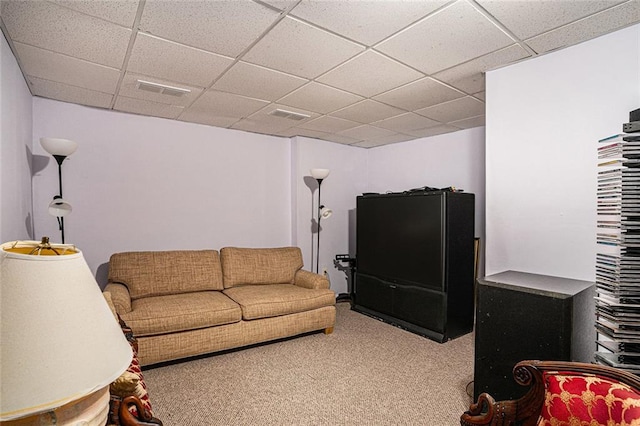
[1,386,110,426]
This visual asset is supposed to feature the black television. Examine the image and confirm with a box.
[356,193,445,291]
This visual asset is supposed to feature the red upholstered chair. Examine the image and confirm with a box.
[461,360,640,426]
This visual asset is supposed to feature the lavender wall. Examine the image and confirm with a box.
[0,33,33,243]
[32,99,292,286]
[485,24,640,281]
[30,96,484,294]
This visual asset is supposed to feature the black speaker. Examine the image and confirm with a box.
[473,271,595,401]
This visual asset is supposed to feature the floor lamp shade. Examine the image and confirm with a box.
[39,138,78,157]
[0,241,132,421]
[310,168,330,180]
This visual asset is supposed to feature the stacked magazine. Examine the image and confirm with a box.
[596,133,640,372]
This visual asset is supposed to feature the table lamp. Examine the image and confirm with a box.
[0,238,132,425]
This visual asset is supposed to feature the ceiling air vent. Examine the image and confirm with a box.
[135,79,191,97]
[270,108,311,121]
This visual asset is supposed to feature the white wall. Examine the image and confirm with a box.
[292,136,368,295]
[486,24,640,281]
[0,33,33,243]
[32,99,292,286]
[367,127,486,276]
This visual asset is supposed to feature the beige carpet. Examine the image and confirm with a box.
[143,302,475,425]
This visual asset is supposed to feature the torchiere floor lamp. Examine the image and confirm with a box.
[310,168,332,274]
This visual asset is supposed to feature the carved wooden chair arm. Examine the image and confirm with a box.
[461,362,546,426]
[109,395,163,426]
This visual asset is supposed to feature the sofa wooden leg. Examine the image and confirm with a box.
[324,327,334,334]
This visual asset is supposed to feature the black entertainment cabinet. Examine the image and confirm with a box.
[353,191,475,342]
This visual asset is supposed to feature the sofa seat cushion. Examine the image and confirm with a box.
[121,291,241,337]
[223,284,335,320]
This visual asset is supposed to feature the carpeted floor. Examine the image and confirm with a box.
[143,302,475,425]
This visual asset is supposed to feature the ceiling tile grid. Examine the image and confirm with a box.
[28,76,114,109]
[2,0,638,148]
[14,42,121,94]
[212,61,308,102]
[126,33,235,88]
[1,0,131,68]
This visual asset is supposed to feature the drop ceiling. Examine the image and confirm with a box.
[1,0,639,148]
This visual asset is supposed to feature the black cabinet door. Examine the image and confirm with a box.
[393,285,445,332]
[355,273,394,316]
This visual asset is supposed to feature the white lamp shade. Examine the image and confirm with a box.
[320,206,333,219]
[310,168,330,180]
[40,138,78,157]
[48,198,72,217]
[0,241,132,421]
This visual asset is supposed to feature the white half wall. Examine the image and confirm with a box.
[32,98,292,285]
[1,33,33,243]
[292,136,368,295]
[366,127,487,277]
[485,24,640,281]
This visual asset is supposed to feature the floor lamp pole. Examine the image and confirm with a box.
[315,179,323,274]
[54,155,66,244]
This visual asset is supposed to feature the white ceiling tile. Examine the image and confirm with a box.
[14,42,120,94]
[476,0,627,40]
[354,133,415,148]
[374,77,465,111]
[474,92,486,101]
[278,82,363,114]
[298,116,361,133]
[242,16,364,79]
[416,96,485,123]
[114,96,184,119]
[450,115,486,129]
[139,0,281,58]
[232,103,319,134]
[231,118,293,135]
[50,0,140,27]
[179,90,269,127]
[277,128,331,139]
[317,50,424,97]
[2,0,131,68]
[179,114,240,129]
[128,33,234,88]
[331,100,405,123]
[406,124,462,138]
[290,0,449,46]
[282,127,358,145]
[213,62,308,102]
[376,0,515,74]
[337,125,397,141]
[29,77,113,109]
[525,1,640,54]
[433,44,530,94]
[259,1,300,12]
[118,73,203,107]
[374,113,440,133]
[321,133,361,145]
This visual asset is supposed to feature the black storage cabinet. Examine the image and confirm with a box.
[354,191,475,342]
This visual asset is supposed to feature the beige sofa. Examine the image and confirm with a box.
[105,247,336,366]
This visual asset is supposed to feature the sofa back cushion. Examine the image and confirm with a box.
[221,247,303,288]
[108,250,224,299]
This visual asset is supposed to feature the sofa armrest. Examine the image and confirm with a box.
[294,269,330,289]
[105,282,133,314]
